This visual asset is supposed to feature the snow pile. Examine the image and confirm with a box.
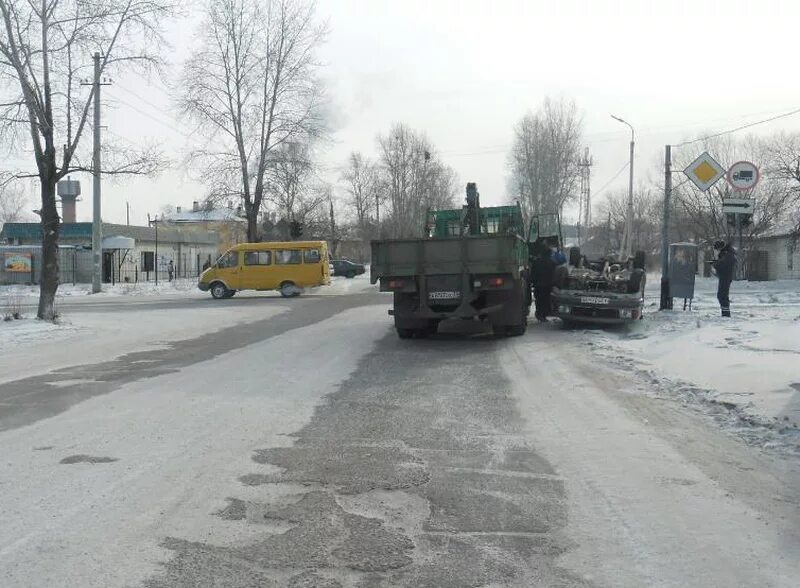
[309,271,377,296]
[581,277,800,454]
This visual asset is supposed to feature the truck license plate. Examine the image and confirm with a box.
[580,296,610,305]
[429,291,460,300]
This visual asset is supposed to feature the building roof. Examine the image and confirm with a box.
[759,221,800,240]
[1,222,219,246]
[228,240,327,250]
[162,206,244,224]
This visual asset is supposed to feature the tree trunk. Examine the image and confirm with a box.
[37,175,60,320]
[247,213,258,242]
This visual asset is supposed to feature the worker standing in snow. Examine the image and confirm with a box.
[712,240,736,317]
[531,243,557,322]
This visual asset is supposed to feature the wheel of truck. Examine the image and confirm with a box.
[627,269,646,294]
[425,320,441,336]
[280,281,300,298]
[397,328,415,339]
[633,250,646,270]
[507,322,527,336]
[492,325,509,338]
[223,290,236,299]
[569,246,582,267]
[210,282,229,299]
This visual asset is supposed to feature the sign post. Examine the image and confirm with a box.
[725,161,759,280]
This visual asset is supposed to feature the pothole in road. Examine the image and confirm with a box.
[59,454,119,464]
[146,334,595,587]
[47,378,96,388]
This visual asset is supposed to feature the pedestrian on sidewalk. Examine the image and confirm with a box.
[712,240,736,317]
[168,260,174,282]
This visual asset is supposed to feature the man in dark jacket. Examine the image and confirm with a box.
[531,244,556,322]
[712,240,736,317]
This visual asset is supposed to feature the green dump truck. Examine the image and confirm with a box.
[371,183,533,338]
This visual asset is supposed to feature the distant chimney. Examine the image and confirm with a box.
[57,178,81,224]
[176,206,182,214]
[192,200,199,212]
[61,198,77,223]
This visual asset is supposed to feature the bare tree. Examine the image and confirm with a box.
[179,0,326,242]
[594,188,662,256]
[264,140,325,237]
[0,178,29,225]
[377,123,458,238]
[761,132,800,235]
[339,151,382,239]
[507,97,583,219]
[0,0,173,319]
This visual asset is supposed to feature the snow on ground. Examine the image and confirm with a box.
[0,305,389,588]
[0,273,375,383]
[0,299,290,385]
[1,277,206,302]
[577,276,800,454]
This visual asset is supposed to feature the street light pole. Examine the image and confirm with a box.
[611,115,635,259]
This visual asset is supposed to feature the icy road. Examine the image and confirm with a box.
[1,281,799,587]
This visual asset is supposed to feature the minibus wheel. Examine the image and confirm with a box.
[210,282,229,299]
[280,281,300,298]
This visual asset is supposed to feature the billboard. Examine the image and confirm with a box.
[4,252,32,273]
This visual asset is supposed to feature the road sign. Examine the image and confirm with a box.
[722,197,754,214]
[727,161,760,191]
[684,152,725,192]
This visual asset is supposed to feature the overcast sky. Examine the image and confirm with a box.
[16,0,800,226]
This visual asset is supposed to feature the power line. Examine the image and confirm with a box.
[674,105,800,147]
[592,161,630,200]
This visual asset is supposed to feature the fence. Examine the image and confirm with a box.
[0,245,208,286]
[0,245,91,285]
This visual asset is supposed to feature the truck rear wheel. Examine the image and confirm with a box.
[397,328,415,339]
[507,323,527,336]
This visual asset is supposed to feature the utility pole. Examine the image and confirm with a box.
[83,52,111,293]
[91,52,102,293]
[611,115,635,259]
[577,147,593,247]
[126,201,130,226]
[660,145,673,310]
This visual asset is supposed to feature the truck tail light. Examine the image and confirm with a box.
[388,279,404,290]
[474,276,505,289]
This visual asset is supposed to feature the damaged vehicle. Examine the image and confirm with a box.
[553,251,647,326]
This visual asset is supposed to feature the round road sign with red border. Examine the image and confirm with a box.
[727,160,760,191]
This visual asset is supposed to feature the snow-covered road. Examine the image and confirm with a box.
[1,278,798,587]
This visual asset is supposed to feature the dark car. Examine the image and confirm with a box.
[331,259,366,278]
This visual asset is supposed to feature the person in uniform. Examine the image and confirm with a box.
[712,240,736,317]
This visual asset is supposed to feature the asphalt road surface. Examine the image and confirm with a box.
[1,292,798,587]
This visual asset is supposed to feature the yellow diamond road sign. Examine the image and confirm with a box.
[684,152,725,192]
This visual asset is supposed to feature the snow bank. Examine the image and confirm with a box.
[580,277,800,454]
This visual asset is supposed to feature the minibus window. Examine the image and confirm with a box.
[217,251,238,268]
[304,249,321,263]
[244,251,271,265]
[275,249,302,264]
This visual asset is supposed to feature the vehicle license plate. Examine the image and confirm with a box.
[429,291,461,300]
[580,296,610,305]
